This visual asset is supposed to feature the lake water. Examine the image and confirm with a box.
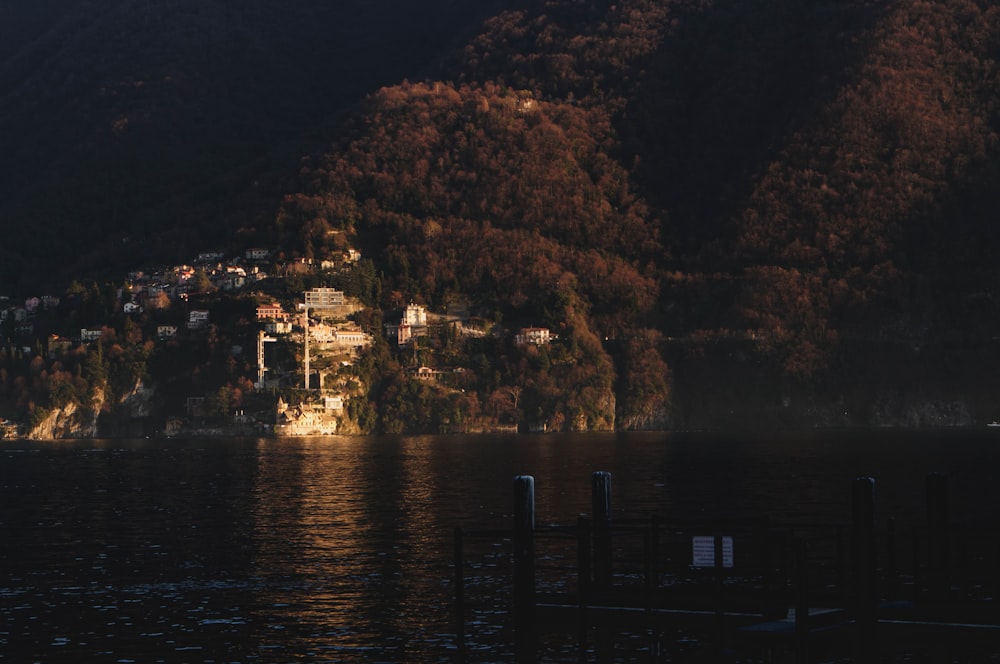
[2,430,999,662]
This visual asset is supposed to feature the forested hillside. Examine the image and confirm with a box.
[277,0,1000,427]
[2,0,1000,431]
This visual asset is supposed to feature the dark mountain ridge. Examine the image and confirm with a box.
[0,0,505,292]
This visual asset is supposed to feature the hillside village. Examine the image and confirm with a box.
[0,243,561,439]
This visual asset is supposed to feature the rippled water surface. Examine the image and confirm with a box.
[2,431,999,662]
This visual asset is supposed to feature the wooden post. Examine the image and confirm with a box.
[852,476,878,661]
[513,475,536,663]
[885,517,897,601]
[926,472,950,601]
[454,526,466,661]
[591,471,613,664]
[578,515,592,595]
[793,537,809,664]
[758,518,783,618]
[592,471,613,589]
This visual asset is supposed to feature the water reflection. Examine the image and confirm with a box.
[250,436,465,661]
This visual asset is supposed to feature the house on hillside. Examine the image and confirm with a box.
[157,325,178,340]
[265,320,293,335]
[279,258,314,276]
[385,322,413,346]
[274,397,339,436]
[188,310,210,330]
[402,302,427,327]
[196,251,225,264]
[47,335,73,357]
[515,327,553,346]
[304,287,346,309]
[257,303,289,321]
[220,265,247,291]
[81,328,104,343]
[411,366,440,380]
[146,283,168,298]
[329,325,371,348]
[385,303,429,346]
[174,265,196,282]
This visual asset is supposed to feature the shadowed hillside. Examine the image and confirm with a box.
[0,0,503,291]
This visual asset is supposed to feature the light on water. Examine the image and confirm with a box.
[1,430,999,661]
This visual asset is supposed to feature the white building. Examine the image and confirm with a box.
[265,320,293,335]
[331,327,371,347]
[402,303,427,327]
[196,251,224,264]
[188,310,210,329]
[515,327,552,345]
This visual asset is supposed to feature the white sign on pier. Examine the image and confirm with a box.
[692,535,734,568]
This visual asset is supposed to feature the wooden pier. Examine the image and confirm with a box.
[452,472,1000,662]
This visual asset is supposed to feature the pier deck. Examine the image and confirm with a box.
[452,472,1000,662]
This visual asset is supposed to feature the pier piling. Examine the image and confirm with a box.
[513,475,536,663]
[591,471,613,588]
[852,476,878,661]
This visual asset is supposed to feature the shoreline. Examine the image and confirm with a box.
[6,422,1000,442]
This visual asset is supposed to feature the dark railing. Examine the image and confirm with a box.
[453,472,1000,663]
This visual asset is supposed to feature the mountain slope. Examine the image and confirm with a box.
[280,0,1000,426]
[3,0,1000,431]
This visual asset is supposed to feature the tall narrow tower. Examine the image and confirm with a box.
[256,330,276,387]
[302,307,310,390]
